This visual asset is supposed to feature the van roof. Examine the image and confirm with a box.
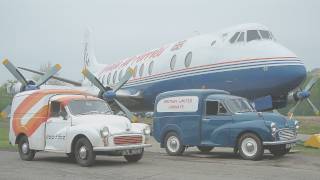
[15,89,91,97]
[156,89,230,99]
[51,94,101,106]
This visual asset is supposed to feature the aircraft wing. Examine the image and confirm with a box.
[18,66,82,86]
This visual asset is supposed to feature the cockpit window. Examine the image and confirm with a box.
[237,32,245,42]
[247,30,261,42]
[259,30,271,39]
[229,32,240,43]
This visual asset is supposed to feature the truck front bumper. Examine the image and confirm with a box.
[93,144,152,152]
[263,138,299,146]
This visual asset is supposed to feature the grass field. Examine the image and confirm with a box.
[295,116,320,134]
[0,118,11,149]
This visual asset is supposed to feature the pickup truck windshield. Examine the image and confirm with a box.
[68,100,112,115]
[225,98,254,113]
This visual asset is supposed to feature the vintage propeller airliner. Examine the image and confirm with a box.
[3,23,319,118]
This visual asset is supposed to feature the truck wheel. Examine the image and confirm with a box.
[74,137,96,167]
[18,136,35,161]
[164,132,185,156]
[124,149,144,163]
[269,145,290,157]
[197,146,214,153]
[238,133,263,160]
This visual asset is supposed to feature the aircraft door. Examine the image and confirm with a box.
[45,101,69,152]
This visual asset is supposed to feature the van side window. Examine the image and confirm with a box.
[206,101,218,115]
[50,101,61,117]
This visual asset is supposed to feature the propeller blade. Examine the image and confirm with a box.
[2,59,28,86]
[306,98,320,116]
[114,99,137,122]
[36,64,62,87]
[304,76,319,92]
[82,68,107,92]
[289,100,301,114]
[113,68,134,92]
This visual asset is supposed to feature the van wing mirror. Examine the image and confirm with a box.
[59,111,68,120]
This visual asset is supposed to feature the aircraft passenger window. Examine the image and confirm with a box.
[211,40,216,46]
[148,61,154,75]
[237,32,245,42]
[229,32,240,43]
[170,55,176,70]
[206,101,218,116]
[118,69,123,81]
[184,52,192,68]
[113,71,117,84]
[139,64,144,77]
[259,30,271,39]
[107,73,111,85]
[247,30,261,42]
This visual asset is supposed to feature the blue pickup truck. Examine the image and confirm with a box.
[153,89,299,160]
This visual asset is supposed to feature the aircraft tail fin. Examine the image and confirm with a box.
[83,28,101,72]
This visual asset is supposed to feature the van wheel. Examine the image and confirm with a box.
[74,137,96,167]
[124,149,144,163]
[66,153,75,161]
[18,136,35,161]
[269,145,290,157]
[164,132,185,156]
[238,133,263,160]
[197,146,214,153]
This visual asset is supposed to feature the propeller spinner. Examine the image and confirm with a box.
[2,59,62,92]
[81,68,137,122]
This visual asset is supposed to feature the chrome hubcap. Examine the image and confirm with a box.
[79,146,87,160]
[22,143,29,154]
[241,137,258,157]
[167,136,180,153]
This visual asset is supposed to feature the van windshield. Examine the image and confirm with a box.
[68,100,112,115]
[225,98,255,113]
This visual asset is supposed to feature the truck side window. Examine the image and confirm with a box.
[206,101,218,116]
[50,101,61,117]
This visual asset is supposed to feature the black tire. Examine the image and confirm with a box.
[238,133,263,160]
[74,137,96,167]
[269,145,290,157]
[18,136,35,161]
[66,153,75,161]
[197,146,214,153]
[124,149,144,163]
[164,132,185,156]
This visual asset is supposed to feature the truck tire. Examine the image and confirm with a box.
[74,137,96,167]
[269,145,290,157]
[238,133,263,160]
[18,136,35,161]
[124,149,144,163]
[164,132,185,156]
[197,146,214,153]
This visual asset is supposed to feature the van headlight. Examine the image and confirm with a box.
[100,127,109,138]
[294,120,299,130]
[143,126,151,135]
[270,122,277,136]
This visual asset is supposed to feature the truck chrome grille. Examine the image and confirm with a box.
[113,135,143,145]
[277,128,296,141]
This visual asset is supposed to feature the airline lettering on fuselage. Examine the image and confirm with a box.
[171,40,187,51]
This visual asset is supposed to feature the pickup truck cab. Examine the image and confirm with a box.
[153,89,299,160]
[9,89,151,166]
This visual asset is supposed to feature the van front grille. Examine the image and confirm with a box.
[113,135,142,145]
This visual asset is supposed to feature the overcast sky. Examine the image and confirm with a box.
[0,0,319,84]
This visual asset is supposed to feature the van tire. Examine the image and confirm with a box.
[124,149,144,163]
[18,136,35,161]
[269,145,290,157]
[66,153,75,161]
[74,137,96,167]
[164,132,185,156]
[197,146,214,153]
[238,133,263,160]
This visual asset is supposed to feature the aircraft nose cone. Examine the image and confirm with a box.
[288,63,307,89]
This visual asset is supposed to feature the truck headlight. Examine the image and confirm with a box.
[294,120,300,130]
[100,127,109,138]
[143,126,151,135]
[270,122,277,136]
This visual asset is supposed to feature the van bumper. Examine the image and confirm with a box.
[263,139,299,146]
[93,144,152,151]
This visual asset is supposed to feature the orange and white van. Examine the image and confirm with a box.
[9,89,151,166]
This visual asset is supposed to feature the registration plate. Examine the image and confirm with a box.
[285,143,295,149]
[122,148,142,155]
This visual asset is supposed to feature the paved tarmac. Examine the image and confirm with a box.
[0,137,320,180]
